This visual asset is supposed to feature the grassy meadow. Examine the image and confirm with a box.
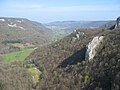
[3,48,35,62]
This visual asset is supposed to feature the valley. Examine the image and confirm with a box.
[0,17,69,63]
[0,16,120,90]
[0,0,120,89]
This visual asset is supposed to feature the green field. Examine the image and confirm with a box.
[3,48,35,62]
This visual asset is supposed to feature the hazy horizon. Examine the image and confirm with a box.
[0,0,120,23]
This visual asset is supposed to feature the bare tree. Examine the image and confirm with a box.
[0,54,3,61]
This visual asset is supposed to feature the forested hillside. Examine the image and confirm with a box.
[0,17,51,54]
[26,27,120,90]
[0,19,120,90]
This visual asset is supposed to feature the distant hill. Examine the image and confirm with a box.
[0,17,51,44]
[45,21,112,32]
[100,20,116,29]
[0,17,51,53]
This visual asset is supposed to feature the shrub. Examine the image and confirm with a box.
[1,40,22,44]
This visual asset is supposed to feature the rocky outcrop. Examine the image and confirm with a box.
[85,36,104,60]
[72,30,85,42]
[116,16,120,28]
[114,16,120,29]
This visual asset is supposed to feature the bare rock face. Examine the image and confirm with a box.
[115,16,120,28]
[72,30,85,42]
[85,36,104,60]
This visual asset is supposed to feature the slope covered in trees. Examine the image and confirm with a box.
[26,28,120,90]
[0,17,51,54]
[0,24,120,90]
[0,62,33,90]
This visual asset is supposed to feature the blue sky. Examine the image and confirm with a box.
[0,0,120,23]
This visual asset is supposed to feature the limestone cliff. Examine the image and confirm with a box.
[85,36,104,60]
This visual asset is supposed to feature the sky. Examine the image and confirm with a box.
[0,0,120,23]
